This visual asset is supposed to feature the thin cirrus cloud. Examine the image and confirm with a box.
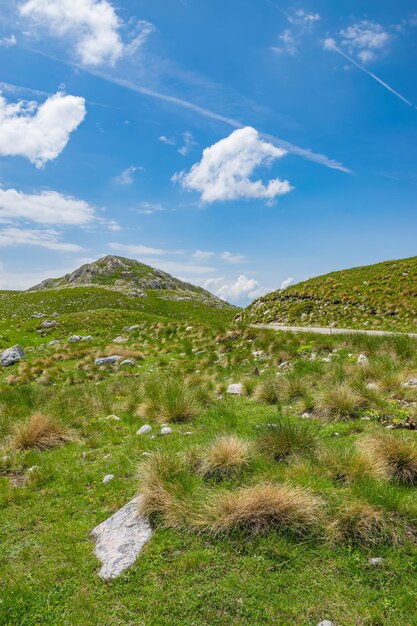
[173,126,293,203]
[19,0,154,68]
[0,90,86,167]
[114,165,143,185]
[220,251,248,264]
[339,21,391,64]
[109,242,166,256]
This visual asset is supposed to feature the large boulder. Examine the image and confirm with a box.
[91,496,152,580]
[1,345,25,367]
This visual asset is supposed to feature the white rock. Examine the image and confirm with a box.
[68,335,82,343]
[369,557,384,565]
[137,424,152,435]
[367,382,378,390]
[357,354,369,366]
[81,335,93,341]
[42,320,57,328]
[102,474,114,484]
[112,336,127,344]
[402,378,417,388]
[27,465,39,473]
[103,414,121,421]
[95,355,122,366]
[120,359,135,367]
[226,383,244,395]
[160,426,173,435]
[91,497,152,580]
[318,621,334,626]
[1,345,25,367]
[48,340,60,346]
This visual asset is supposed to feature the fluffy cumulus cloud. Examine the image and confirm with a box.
[19,0,154,67]
[0,227,82,251]
[0,91,86,167]
[0,188,96,225]
[203,275,267,304]
[340,21,390,63]
[173,127,293,203]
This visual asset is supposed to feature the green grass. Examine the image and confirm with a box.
[0,294,417,625]
[242,255,417,332]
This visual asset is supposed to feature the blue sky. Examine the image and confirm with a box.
[0,0,416,303]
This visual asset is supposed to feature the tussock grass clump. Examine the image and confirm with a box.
[328,500,405,545]
[199,436,252,479]
[320,447,382,484]
[257,417,320,461]
[202,483,323,536]
[138,452,196,529]
[317,383,365,419]
[9,413,75,451]
[253,377,279,404]
[139,376,199,422]
[360,432,417,486]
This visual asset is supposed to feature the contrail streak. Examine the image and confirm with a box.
[327,42,415,109]
[22,45,352,173]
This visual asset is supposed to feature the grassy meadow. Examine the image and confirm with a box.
[0,294,417,625]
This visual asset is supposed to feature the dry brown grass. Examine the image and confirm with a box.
[359,432,417,486]
[316,383,366,419]
[9,413,75,451]
[328,500,404,545]
[200,483,323,536]
[199,436,252,479]
[320,447,384,484]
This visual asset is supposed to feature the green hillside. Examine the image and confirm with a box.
[241,256,417,332]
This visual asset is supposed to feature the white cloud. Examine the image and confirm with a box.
[173,127,293,203]
[0,260,71,290]
[273,29,298,56]
[159,135,176,146]
[153,260,214,275]
[340,21,391,63]
[0,91,86,167]
[0,35,17,47]
[109,242,166,256]
[20,0,154,67]
[0,227,82,251]
[114,165,142,185]
[178,131,196,156]
[280,276,294,289]
[288,9,320,27]
[0,188,96,226]
[192,249,214,259]
[220,251,247,264]
[203,275,267,303]
[136,201,165,215]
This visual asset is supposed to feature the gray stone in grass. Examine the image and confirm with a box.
[226,383,244,395]
[91,496,152,580]
[369,557,384,565]
[48,340,60,346]
[112,336,127,344]
[68,335,82,343]
[120,359,135,367]
[160,426,173,435]
[42,320,57,328]
[137,424,152,435]
[402,378,417,388]
[102,474,114,484]
[95,355,121,366]
[317,621,334,626]
[357,354,369,366]
[81,335,93,341]
[1,345,25,367]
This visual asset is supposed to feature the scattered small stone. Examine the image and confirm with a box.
[120,359,135,367]
[1,345,25,367]
[42,320,57,328]
[68,335,82,343]
[317,621,334,626]
[27,465,39,473]
[402,378,417,388]
[278,361,289,370]
[301,412,312,419]
[81,335,93,341]
[112,336,127,343]
[184,431,193,435]
[322,357,331,363]
[367,382,378,390]
[357,354,369,366]
[369,557,384,565]
[226,383,244,395]
[102,414,121,421]
[95,355,122,366]
[102,474,114,484]
[137,424,152,435]
[103,454,112,459]
[160,426,173,435]
[48,340,60,346]
[123,325,140,332]
[252,350,266,360]
[185,326,193,331]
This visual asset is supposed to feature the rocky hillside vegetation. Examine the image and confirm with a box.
[241,256,417,332]
[28,255,232,309]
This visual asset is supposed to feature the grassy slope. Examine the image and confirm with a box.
[0,291,417,625]
[243,256,417,332]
